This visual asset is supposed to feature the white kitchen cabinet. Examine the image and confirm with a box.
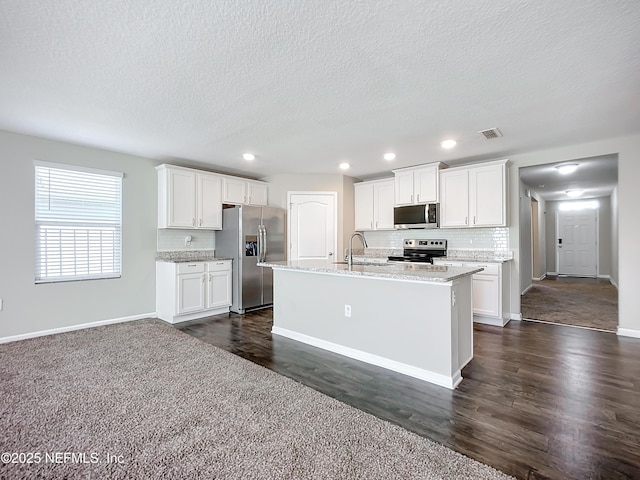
[247,181,268,206]
[434,259,510,326]
[157,260,232,323]
[439,159,508,228]
[157,165,222,230]
[205,261,233,309]
[222,177,268,206]
[392,163,444,206]
[354,179,395,230]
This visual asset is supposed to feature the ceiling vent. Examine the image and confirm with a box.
[478,127,502,139]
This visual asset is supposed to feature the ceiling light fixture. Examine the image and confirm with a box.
[566,189,584,198]
[555,163,578,175]
[339,162,350,170]
[242,153,256,161]
[383,152,396,161]
[441,139,457,149]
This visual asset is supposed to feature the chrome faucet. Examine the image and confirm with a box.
[348,232,368,267]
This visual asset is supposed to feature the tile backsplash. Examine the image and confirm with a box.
[157,229,215,252]
[363,227,509,250]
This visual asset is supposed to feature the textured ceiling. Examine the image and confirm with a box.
[519,154,617,201]
[0,0,639,179]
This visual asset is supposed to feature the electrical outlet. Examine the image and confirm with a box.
[344,305,351,317]
[184,235,192,246]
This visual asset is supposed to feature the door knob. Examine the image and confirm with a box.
[328,252,333,256]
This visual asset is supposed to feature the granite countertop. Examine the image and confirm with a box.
[156,250,231,263]
[258,260,483,283]
[438,250,514,263]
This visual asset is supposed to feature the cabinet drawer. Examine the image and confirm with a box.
[464,263,499,276]
[176,262,205,274]
[206,261,231,272]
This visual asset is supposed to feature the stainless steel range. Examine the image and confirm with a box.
[388,239,447,264]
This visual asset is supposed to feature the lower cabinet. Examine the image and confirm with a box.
[157,260,232,323]
[434,260,510,326]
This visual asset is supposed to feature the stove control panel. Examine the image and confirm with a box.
[403,239,447,250]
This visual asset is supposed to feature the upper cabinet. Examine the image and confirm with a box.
[440,159,509,228]
[157,164,268,229]
[222,177,268,206]
[354,179,395,231]
[392,163,445,206]
[157,165,222,230]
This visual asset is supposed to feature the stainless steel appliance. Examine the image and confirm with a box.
[388,239,447,264]
[216,205,286,313]
[393,203,439,229]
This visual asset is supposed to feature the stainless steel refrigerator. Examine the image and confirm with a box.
[216,205,286,313]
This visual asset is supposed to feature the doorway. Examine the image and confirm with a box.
[287,192,337,261]
[519,155,618,331]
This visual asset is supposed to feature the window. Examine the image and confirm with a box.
[35,162,123,283]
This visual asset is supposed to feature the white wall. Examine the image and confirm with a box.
[0,130,158,339]
[262,173,356,258]
[507,133,639,333]
[611,185,619,286]
[519,181,533,294]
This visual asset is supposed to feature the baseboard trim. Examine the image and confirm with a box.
[521,284,534,295]
[597,274,610,280]
[473,315,511,327]
[547,272,557,276]
[617,328,640,339]
[0,312,156,344]
[532,274,547,281]
[510,313,522,321]
[272,326,462,390]
[610,277,619,289]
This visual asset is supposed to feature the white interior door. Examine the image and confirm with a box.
[288,192,337,261]
[557,209,597,277]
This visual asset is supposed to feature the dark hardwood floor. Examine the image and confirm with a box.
[176,309,640,480]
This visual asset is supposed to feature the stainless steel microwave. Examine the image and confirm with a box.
[393,203,439,229]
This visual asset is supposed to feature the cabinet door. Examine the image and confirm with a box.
[374,180,395,229]
[394,170,415,206]
[470,164,505,227]
[168,169,197,228]
[177,273,205,314]
[354,183,374,230]
[414,166,438,203]
[222,178,247,204]
[198,174,222,229]
[471,274,500,317]
[440,170,469,227]
[206,270,232,309]
[247,182,268,206]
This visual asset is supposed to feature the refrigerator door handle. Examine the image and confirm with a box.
[261,225,268,261]
[257,225,263,262]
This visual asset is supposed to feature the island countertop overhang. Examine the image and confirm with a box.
[258,260,483,283]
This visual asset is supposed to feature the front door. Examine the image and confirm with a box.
[288,192,337,261]
[557,209,597,277]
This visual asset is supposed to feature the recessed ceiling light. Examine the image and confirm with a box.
[339,162,350,170]
[555,164,578,175]
[441,139,457,149]
[566,189,584,197]
[383,152,396,161]
[242,153,256,161]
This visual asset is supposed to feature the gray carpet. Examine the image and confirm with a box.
[1,320,513,480]
[521,278,618,331]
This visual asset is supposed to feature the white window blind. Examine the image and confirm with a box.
[35,162,123,283]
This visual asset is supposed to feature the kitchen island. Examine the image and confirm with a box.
[258,260,482,389]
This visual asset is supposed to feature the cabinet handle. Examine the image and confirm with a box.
[375,221,378,228]
[187,264,197,267]
[370,221,373,228]
[417,193,420,202]
[209,274,212,281]
[410,194,414,203]
[465,217,468,225]
[199,218,203,226]
[248,196,251,204]
[202,274,205,283]
[192,218,196,227]
[473,216,476,225]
